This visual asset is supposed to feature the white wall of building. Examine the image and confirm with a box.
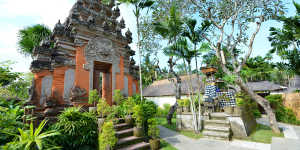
[145,95,189,108]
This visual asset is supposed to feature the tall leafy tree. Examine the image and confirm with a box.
[153,2,184,125]
[17,24,52,57]
[268,1,300,75]
[118,0,154,99]
[190,0,285,133]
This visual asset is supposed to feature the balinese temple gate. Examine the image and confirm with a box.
[27,0,139,117]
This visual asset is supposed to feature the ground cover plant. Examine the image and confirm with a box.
[160,140,177,150]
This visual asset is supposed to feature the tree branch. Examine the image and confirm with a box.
[237,18,262,72]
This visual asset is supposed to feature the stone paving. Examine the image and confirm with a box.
[159,126,256,150]
[159,119,300,150]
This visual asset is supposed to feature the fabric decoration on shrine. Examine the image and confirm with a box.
[204,85,217,102]
[217,92,236,107]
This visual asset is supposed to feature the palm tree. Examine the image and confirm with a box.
[182,18,211,71]
[17,24,52,57]
[119,0,154,99]
[3,120,60,150]
[153,2,184,125]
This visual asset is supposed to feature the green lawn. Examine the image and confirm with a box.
[238,124,284,143]
[160,140,177,150]
[156,117,203,139]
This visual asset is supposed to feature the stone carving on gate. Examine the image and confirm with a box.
[84,37,113,63]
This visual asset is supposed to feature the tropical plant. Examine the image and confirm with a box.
[97,98,111,118]
[268,1,300,75]
[177,99,184,107]
[98,121,118,150]
[89,89,99,107]
[113,89,124,105]
[183,99,190,107]
[133,104,144,128]
[153,1,184,125]
[148,118,160,139]
[266,94,300,125]
[2,120,60,150]
[51,107,98,149]
[123,97,135,115]
[0,98,24,145]
[17,24,52,57]
[0,61,20,86]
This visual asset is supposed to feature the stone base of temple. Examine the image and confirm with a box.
[176,107,257,140]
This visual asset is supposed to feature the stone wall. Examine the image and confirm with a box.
[283,93,300,120]
[176,112,200,131]
[176,107,256,138]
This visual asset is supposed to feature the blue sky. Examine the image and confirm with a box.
[0,0,299,73]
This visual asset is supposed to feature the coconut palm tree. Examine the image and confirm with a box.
[17,24,52,57]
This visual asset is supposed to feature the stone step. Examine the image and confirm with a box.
[204,125,230,132]
[116,128,134,138]
[115,118,125,124]
[114,123,132,131]
[118,142,150,150]
[210,113,228,120]
[203,130,230,140]
[116,136,144,148]
[204,119,230,125]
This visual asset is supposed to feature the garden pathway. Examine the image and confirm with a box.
[159,126,266,150]
[159,118,300,150]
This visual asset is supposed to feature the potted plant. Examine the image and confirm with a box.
[183,99,190,112]
[148,118,160,150]
[97,98,111,131]
[99,121,118,150]
[88,89,99,113]
[133,104,144,137]
[113,89,124,105]
[177,99,184,113]
[123,97,135,125]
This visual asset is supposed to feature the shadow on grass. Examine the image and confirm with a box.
[156,117,203,139]
[160,140,178,150]
[237,124,284,143]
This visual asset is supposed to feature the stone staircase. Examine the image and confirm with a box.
[114,119,150,150]
[203,113,231,140]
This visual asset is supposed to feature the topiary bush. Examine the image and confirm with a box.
[50,107,98,149]
[266,94,300,125]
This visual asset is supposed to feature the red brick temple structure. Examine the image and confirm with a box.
[27,0,139,116]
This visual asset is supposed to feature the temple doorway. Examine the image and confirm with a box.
[93,61,112,105]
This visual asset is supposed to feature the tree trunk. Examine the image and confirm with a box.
[167,75,181,125]
[236,77,280,134]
